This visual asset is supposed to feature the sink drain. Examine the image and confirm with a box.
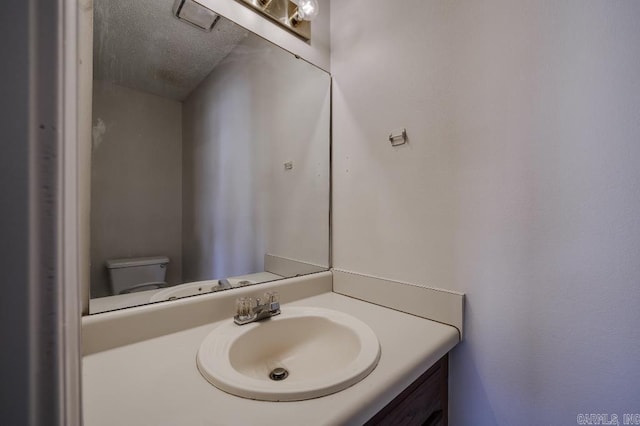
[269,367,289,381]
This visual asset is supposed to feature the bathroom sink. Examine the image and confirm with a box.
[150,279,255,302]
[197,306,381,401]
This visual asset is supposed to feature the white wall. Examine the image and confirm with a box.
[331,1,640,424]
[182,34,330,282]
[91,81,183,296]
[199,0,331,71]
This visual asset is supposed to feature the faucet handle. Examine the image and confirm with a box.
[235,297,257,322]
[264,291,280,313]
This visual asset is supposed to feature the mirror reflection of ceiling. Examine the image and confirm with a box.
[93,0,249,100]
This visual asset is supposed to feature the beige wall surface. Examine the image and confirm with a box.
[182,34,330,283]
[91,81,183,297]
[331,1,640,424]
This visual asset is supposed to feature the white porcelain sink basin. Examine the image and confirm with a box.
[197,306,381,401]
[150,279,255,302]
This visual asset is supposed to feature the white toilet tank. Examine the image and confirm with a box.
[105,256,170,295]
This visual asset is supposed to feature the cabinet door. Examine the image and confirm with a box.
[366,354,448,426]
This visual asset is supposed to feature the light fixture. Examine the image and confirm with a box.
[234,0,318,41]
[290,0,319,26]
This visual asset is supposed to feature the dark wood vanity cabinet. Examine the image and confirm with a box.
[366,354,449,426]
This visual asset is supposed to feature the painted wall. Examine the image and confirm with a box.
[182,34,330,282]
[90,81,183,296]
[331,1,640,424]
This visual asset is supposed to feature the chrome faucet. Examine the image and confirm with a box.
[234,292,280,325]
[212,278,232,292]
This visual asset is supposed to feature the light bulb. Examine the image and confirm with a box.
[293,0,318,21]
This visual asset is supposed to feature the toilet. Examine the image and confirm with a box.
[105,256,170,295]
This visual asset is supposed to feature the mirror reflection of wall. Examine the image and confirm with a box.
[89,0,330,313]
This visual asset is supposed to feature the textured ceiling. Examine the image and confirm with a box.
[94,0,249,100]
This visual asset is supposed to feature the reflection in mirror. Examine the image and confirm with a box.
[88,0,330,314]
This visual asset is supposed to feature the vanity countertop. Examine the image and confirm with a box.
[83,291,459,425]
[89,271,282,314]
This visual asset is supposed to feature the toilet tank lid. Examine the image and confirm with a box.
[105,256,170,269]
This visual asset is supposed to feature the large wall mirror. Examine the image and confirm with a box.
[88,0,330,314]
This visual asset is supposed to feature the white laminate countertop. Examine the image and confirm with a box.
[83,292,459,426]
